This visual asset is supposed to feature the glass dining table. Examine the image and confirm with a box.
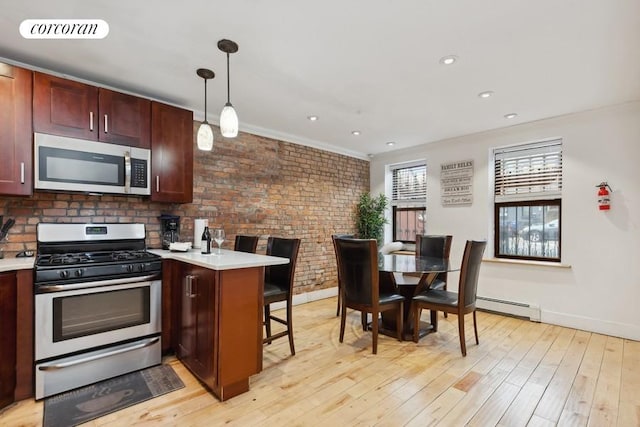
[377,253,460,340]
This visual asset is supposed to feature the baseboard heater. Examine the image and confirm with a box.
[476,296,541,322]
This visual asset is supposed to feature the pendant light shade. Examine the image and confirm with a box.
[220,103,238,137]
[218,39,239,138]
[196,68,215,151]
[197,122,214,150]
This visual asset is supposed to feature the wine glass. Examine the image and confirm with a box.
[213,228,225,254]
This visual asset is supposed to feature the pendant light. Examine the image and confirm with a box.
[217,39,239,138]
[196,68,215,151]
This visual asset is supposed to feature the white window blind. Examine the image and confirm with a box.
[391,164,426,206]
[494,139,562,202]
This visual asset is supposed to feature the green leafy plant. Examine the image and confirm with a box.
[356,192,389,244]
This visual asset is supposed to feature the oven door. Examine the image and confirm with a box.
[35,278,161,361]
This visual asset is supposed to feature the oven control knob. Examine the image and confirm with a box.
[137,263,145,272]
[75,269,83,277]
[59,270,70,279]
[127,264,135,272]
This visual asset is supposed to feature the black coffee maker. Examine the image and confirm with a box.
[158,214,180,250]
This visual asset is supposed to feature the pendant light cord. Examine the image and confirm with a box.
[226,52,231,104]
[204,78,208,119]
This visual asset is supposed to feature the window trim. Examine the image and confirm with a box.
[494,199,561,262]
[492,138,563,263]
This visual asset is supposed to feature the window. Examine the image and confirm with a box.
[391,162,426,242]
[493,139,562,261]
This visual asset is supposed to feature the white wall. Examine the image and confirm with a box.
[370,101,640,340]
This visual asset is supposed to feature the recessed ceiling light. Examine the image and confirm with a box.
[504,113,518,119]
[478,91,494,99]
[307,115,318,121]
[439,55,458,65]
[386,141,395,147]
[351,130,361,136]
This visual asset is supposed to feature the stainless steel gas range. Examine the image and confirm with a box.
[34,223,162,399]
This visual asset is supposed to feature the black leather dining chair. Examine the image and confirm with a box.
[415,235,453,291]
[331,233,354,317]
[411,240,487,356]
[334,237,404,354]
[415,235,453,318]
[263,237,301,356]
[234,234,259,253]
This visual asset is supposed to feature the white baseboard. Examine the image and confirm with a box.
[269,289,640,341]
[541,309,640,341]
[268,286,338,311]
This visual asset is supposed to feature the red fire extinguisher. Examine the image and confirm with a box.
[596,182,611,210]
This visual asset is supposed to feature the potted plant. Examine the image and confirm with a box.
[356,192,389,244]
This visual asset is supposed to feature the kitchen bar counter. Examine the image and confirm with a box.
[0,257,35,273]
[148,248,288,269]
[153,247,289,401]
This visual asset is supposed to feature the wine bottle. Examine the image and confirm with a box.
[201,226,211,254]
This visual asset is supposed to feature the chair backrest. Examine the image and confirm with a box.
[415,235,453,259]
[457,240,487,308]
[234,234,259,253]
[331,234,354,276]
[265,237,301,293]
[334,238,379,306]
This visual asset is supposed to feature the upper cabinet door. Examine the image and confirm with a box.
[33,72,98,141]
[0,63,33,196]
[99,89,151,148]
[151,102,193,203]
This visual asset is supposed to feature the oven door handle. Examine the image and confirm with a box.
[37,273,161,293]
[38,337,160,371]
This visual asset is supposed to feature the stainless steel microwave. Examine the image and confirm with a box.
[34,133,151,196]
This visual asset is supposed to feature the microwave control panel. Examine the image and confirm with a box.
[131,159,148,188]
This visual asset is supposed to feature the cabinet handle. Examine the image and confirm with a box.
[190,275,197,298]
[104,114,109,133]
[20,162,25,184]
[185,275,191,297]
[156,176,160,192]
[89,112,94,131]
[185,275,197,298]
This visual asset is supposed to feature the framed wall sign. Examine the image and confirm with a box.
[440,160,473,206]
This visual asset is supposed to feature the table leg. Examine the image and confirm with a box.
[379,272,439,340]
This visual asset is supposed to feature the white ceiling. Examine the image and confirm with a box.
[2,0,639,159]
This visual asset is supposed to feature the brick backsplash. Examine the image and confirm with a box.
[0,123,369,294]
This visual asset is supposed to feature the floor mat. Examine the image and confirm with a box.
[43,364,184,427]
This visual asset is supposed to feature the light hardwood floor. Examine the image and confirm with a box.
[2,297,639,426]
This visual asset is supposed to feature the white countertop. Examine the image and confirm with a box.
[0,257,35,273]
[148,248,289,270]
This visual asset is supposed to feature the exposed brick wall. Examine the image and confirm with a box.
[0,124,369,294]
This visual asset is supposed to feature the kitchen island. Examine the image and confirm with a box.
[150,248,288,401]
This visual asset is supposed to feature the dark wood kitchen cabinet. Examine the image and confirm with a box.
[14,269,34,401]
[0,272,17,410]
[174,261,263,401]
[0,269,34,409]
[33,72,151,148]
[177,264,216,388]
[0,63,33,196]
[150,102,193,203]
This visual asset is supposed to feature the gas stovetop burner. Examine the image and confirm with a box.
[111,250,150,261]
[44,253,91,265]
[36,250,159,267]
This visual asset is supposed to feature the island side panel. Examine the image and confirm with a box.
[215,266,264,399]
